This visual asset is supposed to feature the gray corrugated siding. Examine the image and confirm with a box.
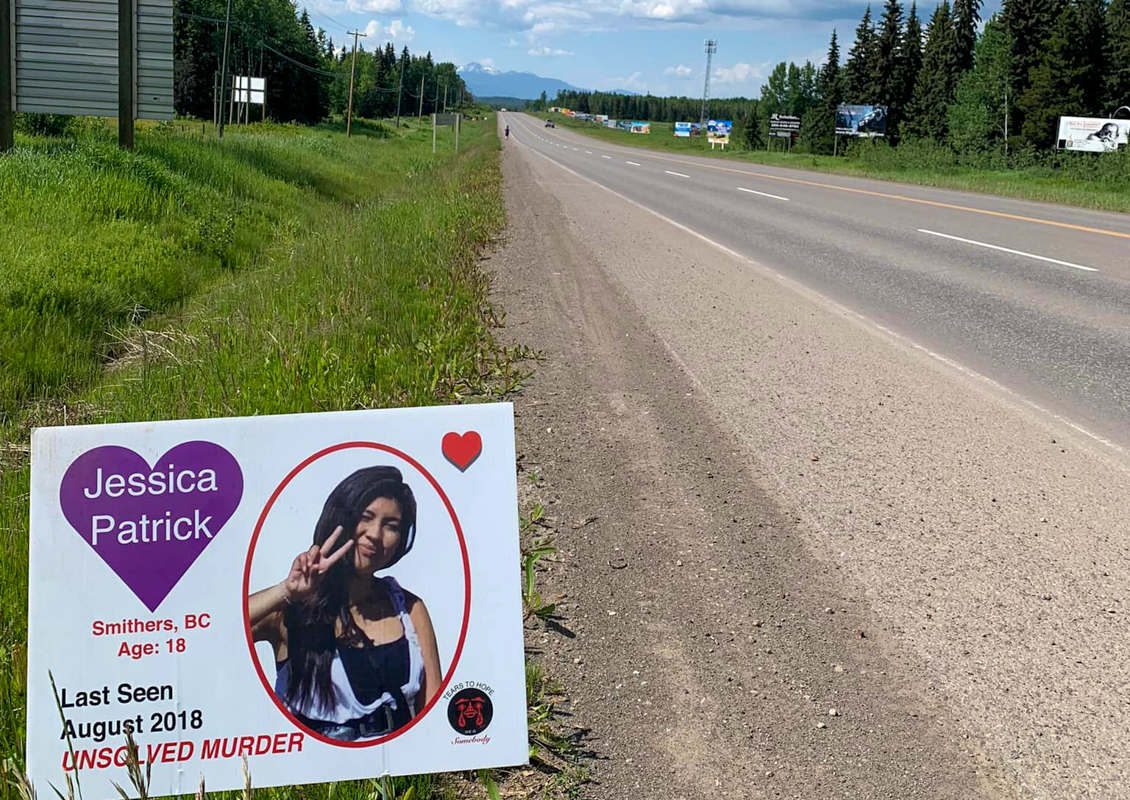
[14,0,172,119]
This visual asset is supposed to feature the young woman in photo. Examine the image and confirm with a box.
[248,466,442,742]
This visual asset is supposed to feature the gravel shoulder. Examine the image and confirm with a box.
[489,135,1028,799]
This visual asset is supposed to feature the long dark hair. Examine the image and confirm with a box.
[283,466,417,711]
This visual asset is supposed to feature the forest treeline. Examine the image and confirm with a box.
[173,0,467,123]
[542,0,1130,155]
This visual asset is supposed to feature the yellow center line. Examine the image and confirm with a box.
[516,114,1130,242]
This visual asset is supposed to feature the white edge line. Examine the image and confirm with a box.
[665,170,691,178]
[737,186,790,202]
[918,229,1098,272]
[626,161,641,166]
[518,141,1126,461]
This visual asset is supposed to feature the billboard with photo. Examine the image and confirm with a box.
[707,119,732,142]
[674,121,692,137]
[835,104,888,137]
[1057,117,1130,152]
[26,405,526,798]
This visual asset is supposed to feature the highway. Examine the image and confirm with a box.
[498,111,1130,799]
[506,112,1130,454]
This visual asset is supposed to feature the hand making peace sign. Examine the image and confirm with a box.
[282,526,355,603]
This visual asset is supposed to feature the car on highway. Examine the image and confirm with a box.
[545,119,555,128]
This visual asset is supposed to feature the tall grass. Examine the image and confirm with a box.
[0,118,403,423]
[0,116,525,800]
[545,113,1130,212]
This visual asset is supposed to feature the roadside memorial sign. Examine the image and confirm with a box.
[707,119,731,149]
[769,114,801,138]
[26,405,526,798]
[674,121,692,137]
[835,104,887,137]
[1056,117,1130,152]
[432,112,461,153]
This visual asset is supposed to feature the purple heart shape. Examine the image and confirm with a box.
[59,441,243,611]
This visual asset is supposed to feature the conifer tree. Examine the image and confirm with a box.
[1111,0,1130,108]
[901,2,924,112]
[1018,0,1086,144]
[1076,0,1109,114]
[903,0,954,139]
[948,0,982,77]
[802,30,843,153]
[874,0,906,115]
[844,6,879,101]
[1001,0,1061,101]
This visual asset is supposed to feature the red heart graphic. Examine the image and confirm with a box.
[442,431,483,472]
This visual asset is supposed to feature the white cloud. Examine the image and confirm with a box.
[664,64,694,77]
[346,0,401,11]
[362,18,416,40]
[387,19,416,39]
[603,71,648,92]
[713,61,764,84]
[508,37,521,46]
[405,0,861,32]
[527,45,574,57]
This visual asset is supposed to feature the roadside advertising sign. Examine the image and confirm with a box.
[1057,117,1130,151]
[769,114,801,138]
[674,122,692,137]
[706,119,732,142]
[26,405,526,798]
[629,121,651,134]
[835,104,887,137]
[234,77,266,105]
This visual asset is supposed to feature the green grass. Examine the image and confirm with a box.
[0,116,432,424]
[0,115,533,800]
[538,113,1130,213]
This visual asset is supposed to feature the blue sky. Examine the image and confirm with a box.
[301,0,1001,97]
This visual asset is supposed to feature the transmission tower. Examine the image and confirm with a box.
[700,39,717,128]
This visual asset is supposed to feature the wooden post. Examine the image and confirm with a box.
[217,0,233,138]
[118,0,135,149]
[417,75,424,120]
[345,29,364,137]
[1,0,14,152]
[432,113,436,154]
[455,113,459,152]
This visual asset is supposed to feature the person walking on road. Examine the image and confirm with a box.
[505,125,510,139]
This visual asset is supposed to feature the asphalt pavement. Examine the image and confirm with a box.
[506,113,1130,454]
[498,112,1130,800]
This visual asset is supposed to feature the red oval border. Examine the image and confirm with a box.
[241,441,471,748]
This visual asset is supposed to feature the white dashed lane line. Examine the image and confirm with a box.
[585,150,593,154]
[665,170,690,178]
[626,161,641,166]
[737,187,790,202]
[918,229,1098,273]
[602,155,612,159]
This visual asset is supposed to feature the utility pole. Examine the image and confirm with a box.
[417,75,424,120]
[395,56,405,127]
[1003,82,1009,160]
[217,0,234,139]
[345,29,366,137]
[442,82,448,113]
[699,39,717,130]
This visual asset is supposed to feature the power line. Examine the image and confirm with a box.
[303,5,351,34]
[175,10,338,77]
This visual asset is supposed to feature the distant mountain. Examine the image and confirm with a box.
[459,62,583,101]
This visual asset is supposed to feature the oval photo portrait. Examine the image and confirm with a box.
[244,445,469,746]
